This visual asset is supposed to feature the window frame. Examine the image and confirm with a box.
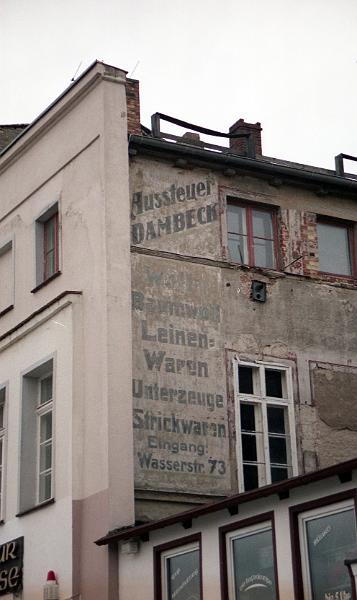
[317,216,356,279]
[0,237,14,317]
[0,385,7,522]
[154,533,202,600]
[233,358,298,492]
[19,357,55,514]
[226,198,280,270]
[36,372,53,504]
[34,202,61,290]
[290,490,357,600]
[219,512,280,600]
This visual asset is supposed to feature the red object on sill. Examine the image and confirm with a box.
[46,570,56,582]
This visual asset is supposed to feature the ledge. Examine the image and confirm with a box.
[16,497,55,517]
[0,305,13,319]
[31,271,62,293]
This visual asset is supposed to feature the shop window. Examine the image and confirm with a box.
[227,201,277,269]
[234,360,297,492]
[19,358,54,513]
[223,519,278,600]
[298,499,357,599]
[35,203,60,287]
[154,535,201,600]
[317,219,354,276]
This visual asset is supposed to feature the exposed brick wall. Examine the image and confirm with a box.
[229,119,262,156]
[126,78,141,135]
[0,124,28,152]
[279,208,304,275]
[301,212,319,275]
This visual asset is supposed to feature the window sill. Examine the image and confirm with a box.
[0,305,14,318]
[16,497,55,517]
[31,271,61,293]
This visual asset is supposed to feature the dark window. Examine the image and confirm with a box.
[238,366,254,394]
[227,201,277,269]
[317,220,354,276]
[265,370,283,398]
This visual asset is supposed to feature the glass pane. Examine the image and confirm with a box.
[265,371,283,398]
[40,412,52,442]
[40,442,52,471]
[238,367,254,395]
[317,222,351,275]
[39,472,52,502]
[252,209,274,239]
[305,508,357,599]
[269,436,287,464]
[242,434,257,462]
[243,464,259,491]
[267,406,285,434]
[227,205,247,235]
[167,549,200,600]
[253,238,275,269]
[241,403,256,431]
[44,218,55,252]
[0,439,3,464]
[228,234,248,264]
[40,375,53,404]
[45,250,56,278]
[271,466,288,483]
[232,528,277,599]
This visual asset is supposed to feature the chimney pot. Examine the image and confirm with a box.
[229,118,262,157]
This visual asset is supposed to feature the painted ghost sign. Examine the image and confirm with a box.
[131,254,231,494]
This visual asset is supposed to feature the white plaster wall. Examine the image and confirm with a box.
[0,301,74,599]
[0,62,135,599]
[118,473,357,600]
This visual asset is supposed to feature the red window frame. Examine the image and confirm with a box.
[43,213,59,281]
[227,199,279,269]
[317,216,356,279]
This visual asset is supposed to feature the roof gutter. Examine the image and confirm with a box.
[129,135,357,196]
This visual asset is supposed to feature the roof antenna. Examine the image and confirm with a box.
[129,60,140,78]
[71,61,83,82]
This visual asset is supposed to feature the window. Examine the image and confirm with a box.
[43,214,59,280]
[0,239,14,315]
[154,536,201,600]
[298,500,357,600]
[223,519,278,600]
[0,387,6,520]
[35,203,59,286]
[37,373,53,503]
[227,201,277,269]
[19,359,54,513]
[234,360,297,492]
[317,219,354,276]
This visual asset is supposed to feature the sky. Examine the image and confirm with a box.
[0,0,357,170]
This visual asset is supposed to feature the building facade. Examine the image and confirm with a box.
[0,60,356,598]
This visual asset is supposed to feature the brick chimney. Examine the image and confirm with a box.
[229,118,262,157]
[126,78,141,135]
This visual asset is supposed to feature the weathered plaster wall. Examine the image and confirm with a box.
[130,156,357,512]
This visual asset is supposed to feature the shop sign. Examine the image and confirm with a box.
[0,537,23,595]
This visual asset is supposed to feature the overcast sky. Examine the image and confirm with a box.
[1,0,356,170]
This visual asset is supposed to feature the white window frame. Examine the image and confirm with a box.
[233,358,298,492]
[36,372,53,504]
[298,499,356,600]
[160,541,201,600]
[0,386,7,521]
[226,521,276,600]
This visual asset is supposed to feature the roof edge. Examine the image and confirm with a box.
[95,457,357,546]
